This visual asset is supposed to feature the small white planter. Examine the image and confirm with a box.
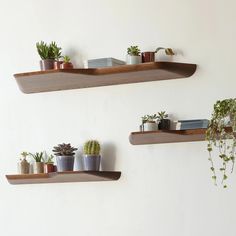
[34,162,44,174]
[143,122,158,131]
[126,55,141,65]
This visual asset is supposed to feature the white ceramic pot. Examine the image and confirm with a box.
[126,55,141,65]
[34,162,44,174]
[143,122,158,131]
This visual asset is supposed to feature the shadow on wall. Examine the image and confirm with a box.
[74,142,117,171]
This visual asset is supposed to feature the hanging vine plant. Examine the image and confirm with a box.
[206,98,236,188]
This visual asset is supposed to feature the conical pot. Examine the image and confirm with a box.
[56,156,74,172]
[83,155,101,171]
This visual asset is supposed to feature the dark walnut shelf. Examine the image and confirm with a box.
[129,128,235,145]
[14,62,197,94]
[6,171,121,185]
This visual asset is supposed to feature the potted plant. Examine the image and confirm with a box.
[36,41,55,70]
[30,152,44,174]
[141,47,174,63]
[60,55,74,69]
[83,140,101,171]
[52,143,77,172]
[141,114,158,131]
[18,151,30,174]
[206,98,236,188]
[44,153,55,173]
[51,41,63,69]
[157,111,170,130]
[126,46,141,65]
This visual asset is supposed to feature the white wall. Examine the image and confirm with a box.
[0,0,235,235]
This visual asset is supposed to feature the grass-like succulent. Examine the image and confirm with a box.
[157,111,168,120]
[51,41,62,60]
[155,47,175,56]
[52,143,77,156]
[30,152,44,162]
[63,55,71,63]
[36,41,55,60]
[83,140,101,155]
[141,114,158,124]
[127,46,141,56]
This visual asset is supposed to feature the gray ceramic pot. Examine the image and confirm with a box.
[40,59,55,71]
[83,155,101,171]
[56,155,74,172]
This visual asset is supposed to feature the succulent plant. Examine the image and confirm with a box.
[141,114,158,124]
[52,143,77,156]
[20,151,29,160]
[29,152,44,162]
[36,41,55,60]
[51,41,62,60]
[157,111,168,120]
[44,152,54,164]
[155,47,175,56]
[63,55,71,63]
[83,140,101,156]
[127,46,141,56]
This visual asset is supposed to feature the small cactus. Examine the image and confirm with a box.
[83,140,101,156]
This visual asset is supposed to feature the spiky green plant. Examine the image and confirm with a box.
[63,55,71,63]
[36,41,55,60]
[83,140,101,155]
[51,41,62,60]
[30,152,44,162]
[155,47,175,56]
[44,152,54,164]
[141,114,158,124]
[52,143,77,156]
[157,111,168,120]
[127,46,141,56]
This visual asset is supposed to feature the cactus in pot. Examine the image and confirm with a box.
[83,140,101,171]
[52,143,77,172]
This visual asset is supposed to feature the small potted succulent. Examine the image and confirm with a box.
[83,140,101,171]
[30,152,44,174]
[44,153,55,173]
[52,143,77,172]
[60,55,74,69]
[157,111,170,130]
[206,98,236,188]
[126,46,141,65]
[141,114,158,131]
[141,47,175,63]
[18,152,30,174]
[51,41,63,69]
[36,41,55,70]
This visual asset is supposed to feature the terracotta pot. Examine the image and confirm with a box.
[141,51,155,63]
[34,162,44,174]
[18,159,30,174]
[44,163,55,173]
[54,61,63,70]
[60,62,74,69]
[39,59,55,71]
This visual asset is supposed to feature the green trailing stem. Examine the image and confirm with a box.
[83,140,101,155]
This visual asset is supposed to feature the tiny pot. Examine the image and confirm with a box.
[34,162,44,174]
[60,62,74,69]
[44,163,55,173]
[83,155,101,171]
[54,61,63,69]
[126,55,141,65]
[39,59,55,71]
[141,51,155,63]
[143,122,158,131]
[56,155,74,172]
[18,159,30,174]
[158,119,171,130]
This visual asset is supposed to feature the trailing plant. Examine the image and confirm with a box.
[30,152,44,162]
[52,143,77,156]
[141,114,158,124]
[83,140,101,155]
[20,151,29,160]
[63,55,71,63]
[36,41,55,60]
[127,46,141,56]
[155,47,174,56]
[157,111,168,120]
[206,98,236,188]
[51,41,62,61]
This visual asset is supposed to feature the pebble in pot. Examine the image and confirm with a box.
[83,140,101,171]
[52,143,77,172]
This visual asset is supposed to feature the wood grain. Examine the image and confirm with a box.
[14,62,197,94]
[6,171,121,185]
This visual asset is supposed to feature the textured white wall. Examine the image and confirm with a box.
[0,0,236,235]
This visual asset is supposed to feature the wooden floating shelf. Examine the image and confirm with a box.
[14,62,197,94]
[6,171,121,185]
[129,128,235,145]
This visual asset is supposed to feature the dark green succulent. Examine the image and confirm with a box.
[30,152,44,162]
[127,46,141,56]
[52,143,77,156]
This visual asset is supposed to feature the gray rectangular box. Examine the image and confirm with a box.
[88,57,125,68]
